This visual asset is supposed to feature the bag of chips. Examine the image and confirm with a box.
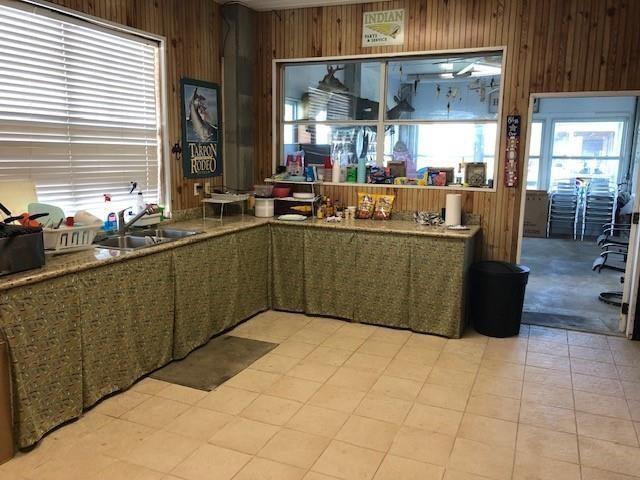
[356,192,375,219]
[373,194,395,220]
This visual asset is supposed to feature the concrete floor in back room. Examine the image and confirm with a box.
[520,237,625,335]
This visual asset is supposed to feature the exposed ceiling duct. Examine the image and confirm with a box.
[222,3,255,192]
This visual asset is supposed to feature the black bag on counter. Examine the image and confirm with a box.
[0,224,45,276]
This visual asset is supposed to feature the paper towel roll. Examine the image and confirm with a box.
[445,194,462,226]
[332,163,341,183]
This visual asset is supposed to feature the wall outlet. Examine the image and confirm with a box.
[204,182,212,195]
[193,183,201,196]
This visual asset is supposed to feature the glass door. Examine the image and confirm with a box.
[622,106,640,337]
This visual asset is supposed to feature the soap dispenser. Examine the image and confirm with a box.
[102,193,117,231]
[129,181,146,214]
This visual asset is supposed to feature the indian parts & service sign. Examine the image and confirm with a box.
[180,78,222,178]
[362,9,405,47]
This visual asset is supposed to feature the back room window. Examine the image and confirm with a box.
[0,0,164,216]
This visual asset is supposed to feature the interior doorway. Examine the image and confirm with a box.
[517,93,640,336]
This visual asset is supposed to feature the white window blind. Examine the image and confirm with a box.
[0,0,162,217]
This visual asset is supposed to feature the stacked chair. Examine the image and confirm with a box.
[581,179,617,240]
[546,179,580,239]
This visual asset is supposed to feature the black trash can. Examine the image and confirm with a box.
[470,261,530,337]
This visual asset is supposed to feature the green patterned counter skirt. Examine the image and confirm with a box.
[79,251,175,408]
[0,225,271,449]
[272,224,475,338]
[0,221,474,449]
[173,228,270,359]
[0,275,83,450]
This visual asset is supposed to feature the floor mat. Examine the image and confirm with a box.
[151,335,277,391]
[522,311,620,335]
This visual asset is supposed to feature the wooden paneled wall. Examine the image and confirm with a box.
[254,0,640,261]
[47,0,223,212]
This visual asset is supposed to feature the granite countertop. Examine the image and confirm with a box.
[273,217,480,239]
[0,216,479,291]
[0,216,269,291]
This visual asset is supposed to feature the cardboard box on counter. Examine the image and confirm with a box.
[524,190,549,238]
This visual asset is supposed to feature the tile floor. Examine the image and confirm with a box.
[2,310,640,480]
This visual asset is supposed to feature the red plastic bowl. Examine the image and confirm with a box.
[272,186,291,198]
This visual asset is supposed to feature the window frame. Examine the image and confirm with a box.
[3,0,171,215]
[283,97,300,146]
[409,122,499,177]
[547,117,629,191]
[526,120,545,190]
[272,47,507,192]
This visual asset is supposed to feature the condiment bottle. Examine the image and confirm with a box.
[325,198,334,217]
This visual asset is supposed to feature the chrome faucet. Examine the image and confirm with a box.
[117,204,159,235]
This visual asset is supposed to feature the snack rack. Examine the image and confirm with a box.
[202,193,250,221]
[265,180,320,217]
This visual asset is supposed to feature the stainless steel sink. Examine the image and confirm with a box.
[95,228,201,251]
[94,235,170,251]
[128,228,201,239]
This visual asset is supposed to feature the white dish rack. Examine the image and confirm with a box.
[43,225,100,253]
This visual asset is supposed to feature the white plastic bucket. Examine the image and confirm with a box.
[255,198,275,218]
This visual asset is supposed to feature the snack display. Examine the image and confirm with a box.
[373,194,395,220]
[356,193,376,219]
[434,172,447,186]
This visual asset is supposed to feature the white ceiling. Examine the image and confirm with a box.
[216,0,379,11]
